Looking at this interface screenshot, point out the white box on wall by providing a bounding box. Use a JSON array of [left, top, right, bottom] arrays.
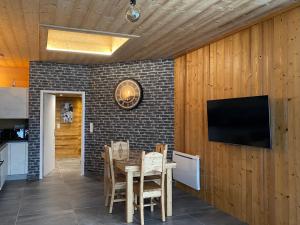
[[173, 151, 200, 191]]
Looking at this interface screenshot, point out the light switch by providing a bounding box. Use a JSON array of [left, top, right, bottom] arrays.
[[90, 123, 93, 133]]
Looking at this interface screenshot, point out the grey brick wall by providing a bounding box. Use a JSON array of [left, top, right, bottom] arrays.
[[28, 62, 94, 180], [89, 60, 174, 173], [28, 59, 174, 179]]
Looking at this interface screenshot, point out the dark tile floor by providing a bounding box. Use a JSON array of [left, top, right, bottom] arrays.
[[0, 158, 247, 225]]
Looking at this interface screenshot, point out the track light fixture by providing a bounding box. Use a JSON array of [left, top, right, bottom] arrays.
[[126, 0, 141, 23]]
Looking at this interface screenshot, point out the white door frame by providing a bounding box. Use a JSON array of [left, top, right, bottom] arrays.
[[39, 90, 86, 179]]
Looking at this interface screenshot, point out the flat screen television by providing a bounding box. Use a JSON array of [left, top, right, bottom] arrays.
[[207, 95, 271, 148]]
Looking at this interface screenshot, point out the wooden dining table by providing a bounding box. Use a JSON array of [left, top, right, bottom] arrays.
[[102, 150, 176, 223]]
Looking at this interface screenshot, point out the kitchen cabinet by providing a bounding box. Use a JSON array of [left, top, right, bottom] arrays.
[[0, 142, 28, 189], [0, 144, 8, 190], [7, 142, 28, 175], [0, 88, 28, 119]]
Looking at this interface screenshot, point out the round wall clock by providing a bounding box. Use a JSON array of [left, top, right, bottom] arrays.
[[114, 79, 142, 110]]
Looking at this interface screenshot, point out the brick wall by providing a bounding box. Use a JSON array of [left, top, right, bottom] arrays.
[[28, 59, 174, 179], [28, 62, 93, 180], [89, 60, 174, 172]]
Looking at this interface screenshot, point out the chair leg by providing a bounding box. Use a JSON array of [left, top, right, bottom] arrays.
[[150, 197, 154, 212], [109, 188, 115, 213], [140, 196, 144, 225], [134, 194, 138, 211], [161, 194, 165, 222]]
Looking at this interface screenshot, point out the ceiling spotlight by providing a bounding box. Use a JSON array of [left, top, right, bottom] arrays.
[[126, 0, 141, 23]]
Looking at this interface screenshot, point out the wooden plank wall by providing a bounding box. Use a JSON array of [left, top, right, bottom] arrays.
[[174, 6, 300, 225], [55, 97, 82, 159], [0, 67, 29, 87]]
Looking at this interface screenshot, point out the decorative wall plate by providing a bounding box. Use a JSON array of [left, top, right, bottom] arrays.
[[114, 79, 142, 110]]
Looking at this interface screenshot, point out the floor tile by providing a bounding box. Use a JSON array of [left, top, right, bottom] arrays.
[[19, 195, 72, 216], [190, 208, 247, 225], [75, 206, 125, 225], [0, 199, 20, 217], [16, 210, 77, 225], [0, 158, 247, 225], [171, 196, 213, 216], [0, 215, 18, 225]]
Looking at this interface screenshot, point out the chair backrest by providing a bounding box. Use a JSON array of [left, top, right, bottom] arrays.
[[111, 140, 129, 161], [104, 145, 115, 185], [140, 150, 167, 195], [155, 144, 168, 154]]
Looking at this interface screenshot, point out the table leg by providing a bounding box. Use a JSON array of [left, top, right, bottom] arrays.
[[166, 168, 173, 217], [126, 171, 134, 223], [104, 160, 107, 195]]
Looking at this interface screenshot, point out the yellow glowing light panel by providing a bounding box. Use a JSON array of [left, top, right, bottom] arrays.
[[47, 29, 129, 56]]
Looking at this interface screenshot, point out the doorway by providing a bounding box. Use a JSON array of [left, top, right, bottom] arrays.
[[39, 91, 85, 179]]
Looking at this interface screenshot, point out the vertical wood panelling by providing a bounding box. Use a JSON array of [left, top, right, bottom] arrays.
[[287, 9, 300, 225], [55, 97, 82, 159], [273, 11, 290, 225], [174, 6, 300, 225], [174, 56, 186, 152]]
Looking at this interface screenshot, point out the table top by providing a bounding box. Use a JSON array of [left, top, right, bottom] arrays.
[[101, 150, 176, 173], [115, 158, 176, 173]]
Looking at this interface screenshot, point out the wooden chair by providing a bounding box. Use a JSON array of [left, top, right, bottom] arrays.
[[146, 143, 168, 210], [104, 145, 127, 213], [133, 150, 167, 225], [111, 140, 130, 161], [144, 144, 168, 182], [104, 141, 129, 206], [155, 143, 168, 154]]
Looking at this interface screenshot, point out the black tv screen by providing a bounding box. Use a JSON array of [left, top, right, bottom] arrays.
[[207, 95, 271, 148]]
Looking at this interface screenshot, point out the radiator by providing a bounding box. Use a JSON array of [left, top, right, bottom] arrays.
[[173, 151, 200, 190]]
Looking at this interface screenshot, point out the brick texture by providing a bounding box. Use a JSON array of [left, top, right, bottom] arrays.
[[28, 62, 93, 180], [28, 59, 174, 179]]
